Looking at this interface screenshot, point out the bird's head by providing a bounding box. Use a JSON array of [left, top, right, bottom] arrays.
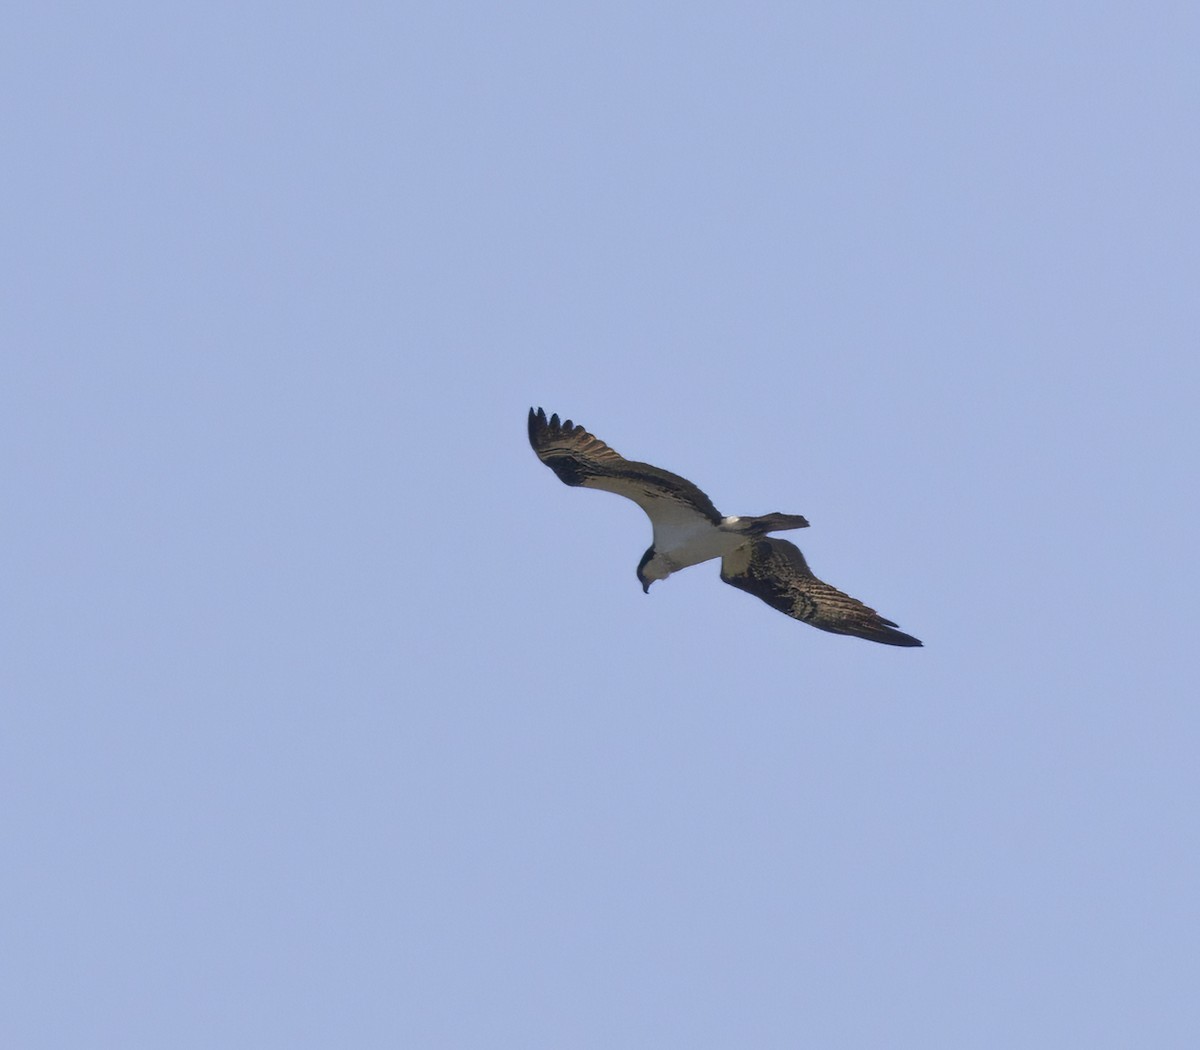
[[636, 546, 668, 594]]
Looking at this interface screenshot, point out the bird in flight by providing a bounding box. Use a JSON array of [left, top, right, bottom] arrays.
[[528, 407, 922, 647]]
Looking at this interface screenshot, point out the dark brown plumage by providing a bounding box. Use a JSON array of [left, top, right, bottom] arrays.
[[528, 407, 723, 523], [720, 538, 923, 647], [528, 407, 922, 647]]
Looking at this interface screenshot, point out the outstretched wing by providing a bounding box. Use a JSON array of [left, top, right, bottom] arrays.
[[720, 538, 922, 647], [528, 407, 722, 527]]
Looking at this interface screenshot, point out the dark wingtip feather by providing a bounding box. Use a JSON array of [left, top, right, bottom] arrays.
[[849, 612, 923, 646], [528, 406, 545, 447], [862, 624, 923, 647]]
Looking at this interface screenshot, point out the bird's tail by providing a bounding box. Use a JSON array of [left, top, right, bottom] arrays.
[[739, 512, 810, 534]]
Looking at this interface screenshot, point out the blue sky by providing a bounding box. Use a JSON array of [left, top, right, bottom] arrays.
[[4, 3, 1198, 1047]]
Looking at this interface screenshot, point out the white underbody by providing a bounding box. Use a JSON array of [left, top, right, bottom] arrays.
[[644, 515, 748, 581]]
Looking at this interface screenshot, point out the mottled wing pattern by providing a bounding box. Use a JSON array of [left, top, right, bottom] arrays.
[[721, 538, 922, 647], [528, 407, 722, 525]]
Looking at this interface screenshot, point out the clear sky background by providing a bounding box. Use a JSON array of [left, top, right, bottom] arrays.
[[4, 3, 1198, 1047]]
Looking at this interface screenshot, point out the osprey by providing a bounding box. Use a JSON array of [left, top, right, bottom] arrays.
[[528, 407, 922, 647]]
